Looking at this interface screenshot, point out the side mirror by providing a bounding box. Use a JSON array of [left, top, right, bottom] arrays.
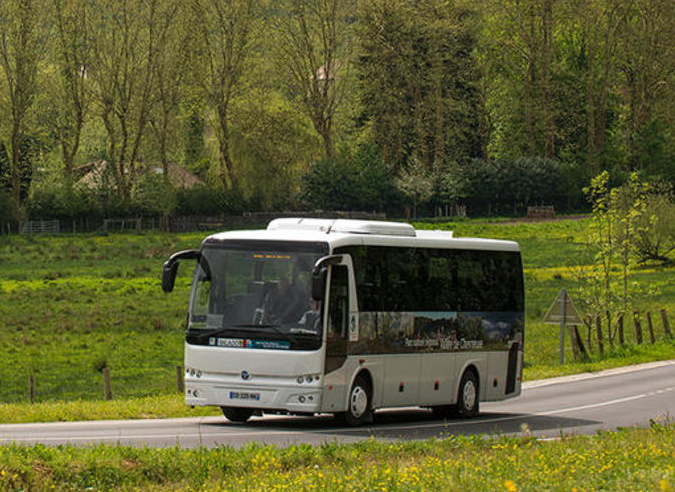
[[162, 260, 180, 293], [162, 249, 200, 293], [311, 267, 327, 301], [310, 254, 343, 301]]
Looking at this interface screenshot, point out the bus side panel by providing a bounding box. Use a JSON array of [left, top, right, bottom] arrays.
[[484, 352, 509, 401], [418, 353, 457, 406], [381, 354, 421, 407]]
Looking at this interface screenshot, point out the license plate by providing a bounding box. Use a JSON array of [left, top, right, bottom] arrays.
[[229, 391, 260, 401]]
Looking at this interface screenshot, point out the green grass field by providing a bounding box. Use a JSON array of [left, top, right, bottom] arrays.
[[0, 217, 673, 422]]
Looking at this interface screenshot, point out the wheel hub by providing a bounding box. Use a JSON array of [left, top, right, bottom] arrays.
[[463, 380, 476, 410], [350, 385, 368, 418]]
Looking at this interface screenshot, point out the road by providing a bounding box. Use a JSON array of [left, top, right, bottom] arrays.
[[1, 360, 674, 448]]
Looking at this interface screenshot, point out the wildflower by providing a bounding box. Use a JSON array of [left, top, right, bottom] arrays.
[[660, 479, 674, 492], [504, 480, 518, 491]]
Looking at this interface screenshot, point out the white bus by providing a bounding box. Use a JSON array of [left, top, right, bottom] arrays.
[[162, 218, 524, 425]]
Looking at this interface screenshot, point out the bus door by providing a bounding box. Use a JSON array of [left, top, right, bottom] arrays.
[[325, 265, 349, 373], [320, 264, 351, 413]]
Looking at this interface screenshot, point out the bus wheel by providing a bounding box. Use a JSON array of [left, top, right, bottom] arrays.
[[339, 375, 373, 426], [221, 406, 254, 423], [456, 370, 479, 418]]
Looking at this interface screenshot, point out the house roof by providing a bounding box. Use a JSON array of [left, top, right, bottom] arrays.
[[76, 160, 205, 189]]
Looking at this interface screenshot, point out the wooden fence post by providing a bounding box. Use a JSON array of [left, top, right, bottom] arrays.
[[633, 311, 643, 345], [176, 365, 185, 393], [661, 309, 672, 338], [569, 326, 579, 360], [102, 367, 113, 401], [575, 325, 588, 360], [569, 326, 588, 360], [646, 312, 655, 344], [29, 374, 35, 404]]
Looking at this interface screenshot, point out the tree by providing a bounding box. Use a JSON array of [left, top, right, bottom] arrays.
[[396, 158, 434, 218], [618, 0, 675, 173], [87, 0, 161, 202], [0, 0, 46, 218], [273, 0, 356, 159], [358, 0, 483, 172], [190, 0, 262, 192], [50, 0, 92, 187], [231, 90, 323, 210], [478, 0, 561, 159], [576, 172, 672, 346], [573, 0, 629, 174], [147, 0, 184, 182]]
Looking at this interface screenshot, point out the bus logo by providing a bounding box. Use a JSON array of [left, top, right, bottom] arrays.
[[241, 371, 250, 380]]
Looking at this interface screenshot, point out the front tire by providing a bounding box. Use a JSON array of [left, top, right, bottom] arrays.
[[337, 375, 373, 426], [221, 406, 254, 423]]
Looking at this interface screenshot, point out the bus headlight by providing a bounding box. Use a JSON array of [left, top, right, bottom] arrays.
[[296, 374, 320, 385]]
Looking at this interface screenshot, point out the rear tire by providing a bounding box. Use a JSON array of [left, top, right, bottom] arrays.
[[221, 406, 254, 423], [456, 370, 479, 418]]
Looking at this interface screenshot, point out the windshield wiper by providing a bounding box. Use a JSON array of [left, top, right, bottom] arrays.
[[191, 324, 300, 344], [289, 328, 319, 336]]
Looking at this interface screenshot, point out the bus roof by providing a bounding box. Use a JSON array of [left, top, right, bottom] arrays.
[[203, 218, 520, 252]]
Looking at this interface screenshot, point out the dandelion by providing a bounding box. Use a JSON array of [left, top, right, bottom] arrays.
[[661, 479, 674, 492], [504, 480, 518, 491]]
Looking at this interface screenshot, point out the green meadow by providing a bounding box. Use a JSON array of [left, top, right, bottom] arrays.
[[0, 217, 673, 423]]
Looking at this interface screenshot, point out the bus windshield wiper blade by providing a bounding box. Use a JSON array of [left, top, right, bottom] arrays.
[[289, 328, 319, 336]]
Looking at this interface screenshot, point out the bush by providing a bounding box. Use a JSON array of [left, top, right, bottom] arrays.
[[26, 183, 95, 220], [0, 189, 12, 221], [457, 157, 582, 215], [300, 145, 400, 212], [175, 185, 244, 216]]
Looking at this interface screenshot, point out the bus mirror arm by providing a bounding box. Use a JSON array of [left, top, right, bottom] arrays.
[[311, 255, 343, 301], [162, 249, 200, 293]]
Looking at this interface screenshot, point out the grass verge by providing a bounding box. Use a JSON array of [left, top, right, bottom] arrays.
[[0, 426, 673, 491]]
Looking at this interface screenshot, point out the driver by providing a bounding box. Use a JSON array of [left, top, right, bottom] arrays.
[[263, 276, 306, 324]]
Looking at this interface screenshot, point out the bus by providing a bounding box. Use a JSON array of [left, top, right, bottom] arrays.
[[162, 218, 524, 425]]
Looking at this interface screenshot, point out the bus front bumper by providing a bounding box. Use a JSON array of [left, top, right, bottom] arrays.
[[185, 380, 323, 414]]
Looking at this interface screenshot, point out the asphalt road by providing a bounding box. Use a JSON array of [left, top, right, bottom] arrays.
[[1, 360, 674, 448]]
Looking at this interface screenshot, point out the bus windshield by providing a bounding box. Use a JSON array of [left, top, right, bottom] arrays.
[[186, 242, 327, 351]]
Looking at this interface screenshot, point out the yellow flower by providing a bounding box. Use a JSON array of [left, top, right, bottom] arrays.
[[660, 479, 674, 492], [504, 480, 518, 491]]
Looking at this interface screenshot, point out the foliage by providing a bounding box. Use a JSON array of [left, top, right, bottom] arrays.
[[625, 185, 675, 264], [272, 0, 357, 159], [175, 185, 241, 216], [0, 428, 674, 490], [130, 172, 177, 217], [0, 0, 672, 218], [300, 145, 400, 212], [457, 157, 574, 215], [231, 91, 323, 211], [25, 182, 94, 219], [357, 0, 484, 171], [395, 158, 434, 218], [573, 172, 675, 349]]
